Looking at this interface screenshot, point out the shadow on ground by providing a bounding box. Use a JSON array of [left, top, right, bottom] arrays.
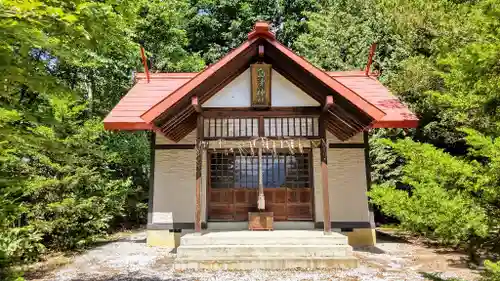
[[60, 275, 197, 281], [353, 245, 386, 254], [376, 230, 412, 244], [420, 272, 467, 281]]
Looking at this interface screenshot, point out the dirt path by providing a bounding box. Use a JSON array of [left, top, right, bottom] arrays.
[[26, 230, 479, 281]]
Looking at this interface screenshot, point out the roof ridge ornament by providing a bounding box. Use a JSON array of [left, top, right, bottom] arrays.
[[248, 21, 275, 40], [365, 43, 377, 76]]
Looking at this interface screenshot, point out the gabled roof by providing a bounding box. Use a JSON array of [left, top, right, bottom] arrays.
[[104, 22, 418, 141]]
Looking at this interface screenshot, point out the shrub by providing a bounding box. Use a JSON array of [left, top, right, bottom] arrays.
[[369, 130, 500, 261], [481, 261, 500, 281]]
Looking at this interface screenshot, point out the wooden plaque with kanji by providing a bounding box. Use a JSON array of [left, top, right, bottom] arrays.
[[250, 64, 271, 107]]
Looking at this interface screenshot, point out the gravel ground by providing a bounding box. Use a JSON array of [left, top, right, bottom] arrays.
[[28, 230, 479, 281]]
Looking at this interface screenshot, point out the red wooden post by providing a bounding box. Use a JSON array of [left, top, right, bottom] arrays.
[[140, 46, 150, 83], [320, 115, 331, 234], [195, 114, 203, 233], [365, 43, 377, 76]]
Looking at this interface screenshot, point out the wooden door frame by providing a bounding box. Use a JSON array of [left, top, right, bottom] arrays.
[[206, 149, 315, 222]]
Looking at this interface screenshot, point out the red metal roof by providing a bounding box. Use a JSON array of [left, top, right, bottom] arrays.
[[104, 70, 417, 130], [103, 73, 195, 130], [327, 71, 418, 128]]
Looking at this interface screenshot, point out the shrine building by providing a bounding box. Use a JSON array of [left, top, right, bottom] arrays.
[[104, 22, 418, 268]]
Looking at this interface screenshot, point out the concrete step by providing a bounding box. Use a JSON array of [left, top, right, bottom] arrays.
[[174, 256, 359, 270], [176, 244, 353, 258], [180, 230, 349, 246]]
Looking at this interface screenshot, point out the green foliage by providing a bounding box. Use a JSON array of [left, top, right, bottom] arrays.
[[184, 0, 320, 63], [482, 260, 500, 281], [296, 0, 500, 265], [1, 0, 323, 277], [135, 0, 205, 72], [369, 129, 500, 258], [385, 0, 500, 144], [1, 0, 500, 278], [0, 0, 150, 277], [295, 0, 409, 74], [370, 137, 486, 243]]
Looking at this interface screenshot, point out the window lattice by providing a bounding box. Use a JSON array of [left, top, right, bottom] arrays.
[[264, 117, 319, 137], [209, 150, 311, 189], [204, 118, 259, 138]]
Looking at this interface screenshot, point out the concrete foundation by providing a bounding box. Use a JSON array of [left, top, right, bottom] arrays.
[[146, 230, 180, 248], [344, 228, 376, 247]]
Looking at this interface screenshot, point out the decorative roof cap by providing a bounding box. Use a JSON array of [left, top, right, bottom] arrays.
[[248, 21, 275, 40]]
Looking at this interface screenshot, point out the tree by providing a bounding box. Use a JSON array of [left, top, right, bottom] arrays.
[[184, 0, 320, 63], [369, 128, 500, 261], [135, 0, 205, 72], [294, 0, 410, 76], [0, 0, 147, 276]]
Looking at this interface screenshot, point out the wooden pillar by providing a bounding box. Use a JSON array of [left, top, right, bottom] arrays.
[[147, 131, 156, 225], [364, 131, 376, 229], [320, 115, 331, 234], [195, 114, 203, 233]]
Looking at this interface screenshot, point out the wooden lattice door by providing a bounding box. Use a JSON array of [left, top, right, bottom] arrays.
[[207, 150, 313, 221]]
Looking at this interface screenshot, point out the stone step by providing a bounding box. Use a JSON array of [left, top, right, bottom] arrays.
[[174, 256, 359, 270], [180, 231, 349, 246], [176, 244, 353, 258]]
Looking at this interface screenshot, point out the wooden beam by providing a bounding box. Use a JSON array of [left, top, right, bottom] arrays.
[[192, 96, 202, 113], [331, 104, 367, 130], [320, 114, 332, 234], [160, 107, 193, 131], [155, 144, 195, 149], [202, 107, 321, 117], [323, 95, 334, 112], [140, 46, 150, 83], [167, 115, 197, 142], [329, 143, 364, 148], [195, 114, 203, 233]]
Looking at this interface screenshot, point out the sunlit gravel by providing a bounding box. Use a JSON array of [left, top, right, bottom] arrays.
[[30, 231, 475, 281]]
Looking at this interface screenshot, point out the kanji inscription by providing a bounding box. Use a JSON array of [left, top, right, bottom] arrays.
[[251, 64, 271, 107]]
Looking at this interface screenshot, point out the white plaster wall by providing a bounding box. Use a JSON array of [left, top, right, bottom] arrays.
[[152, 133, 207, 224], [327, 148, 370, 222], [203, 69, 252, 107], [153, 149, 196, 223], [201, 68, 320, 108], [271, 72, 319, 107], [313, 134, 369, 223]]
